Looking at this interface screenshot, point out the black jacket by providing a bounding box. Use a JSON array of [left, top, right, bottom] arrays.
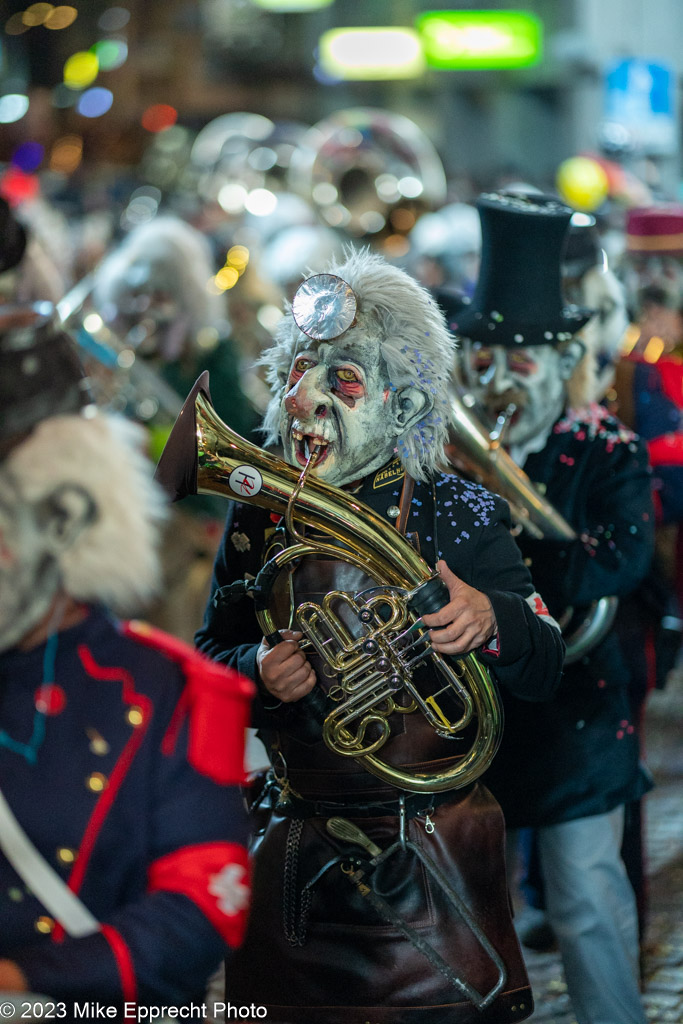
[[484, 405, 655, 826]]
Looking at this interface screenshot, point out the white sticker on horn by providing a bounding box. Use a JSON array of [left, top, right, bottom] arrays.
[[228, 465, 263, 498]]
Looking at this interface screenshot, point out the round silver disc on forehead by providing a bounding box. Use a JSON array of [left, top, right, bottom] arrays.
[[291, 273, 357, 341]]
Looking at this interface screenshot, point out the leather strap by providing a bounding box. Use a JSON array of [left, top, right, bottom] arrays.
[[396, 473, 415, 536], [0, 786, 99, 937]]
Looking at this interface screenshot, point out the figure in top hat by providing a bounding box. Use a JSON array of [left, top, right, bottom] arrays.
[[187, 246, 566, 1023], [454, 191, 654, 1024], [0, 305, 253, 1009]]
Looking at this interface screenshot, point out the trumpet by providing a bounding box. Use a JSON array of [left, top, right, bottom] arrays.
[[156, 373, 503, 794]]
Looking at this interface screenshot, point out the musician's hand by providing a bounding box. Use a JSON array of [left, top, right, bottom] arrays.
[[422, 560, 498, 655], [256, 629, 316, 703], [0, 958, 28, 991]]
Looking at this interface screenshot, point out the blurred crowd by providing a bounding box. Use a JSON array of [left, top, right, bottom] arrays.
[[3, 108, 683, 659], [3, 102, 683, 1024]]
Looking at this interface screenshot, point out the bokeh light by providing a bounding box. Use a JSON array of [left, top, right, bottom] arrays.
[[141, 104, 177, 133], [120, 186, 162, 229], [92, 39, 128, 71], [22, 4, 54, 28], [64, 51, 100, 90], [215, 266, 240, 291], [44, 6, 77, 30], [217, 183, 248, 214], [0, 94, 30, 124], [49, 135, 83, 174], [227, 245, 250, 271], [318, 28, 425, 81], [12, 140, 44, 173], [244, 188, 278, 216], [98, 7, 131, 32], [0, 166, 40, 205], [77, 87, 113, 118], [5, 13, 30, 35]]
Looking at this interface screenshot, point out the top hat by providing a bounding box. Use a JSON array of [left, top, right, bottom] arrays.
[[0, 303, 94, 457], [451, 192, 593, 346], [626, 206, 683, 256]]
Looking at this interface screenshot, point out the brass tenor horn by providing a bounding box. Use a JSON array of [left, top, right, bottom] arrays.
[[157, 373, 502, 795], [446, 385, 617, 663]]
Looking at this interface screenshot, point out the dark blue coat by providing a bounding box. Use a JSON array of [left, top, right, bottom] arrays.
[[484, 405, 655, 826], [0, 607, 252, 1006]]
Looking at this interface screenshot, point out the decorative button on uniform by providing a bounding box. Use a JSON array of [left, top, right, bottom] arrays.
[[86, 727, 109, 755], [56, 847, 76, 865], [86, 772, 108, 793], [35, 915, 55, 934], [386, 506, 401, 519], [126, 706, 144, 727]]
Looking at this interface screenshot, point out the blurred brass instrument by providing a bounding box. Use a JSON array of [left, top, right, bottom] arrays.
[[156, 374, 502, 794], [287, 107, 448, 241], [446, 385, 617, 663]]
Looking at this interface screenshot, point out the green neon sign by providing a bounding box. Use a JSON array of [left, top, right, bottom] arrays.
[[415, 10, 543, 69]]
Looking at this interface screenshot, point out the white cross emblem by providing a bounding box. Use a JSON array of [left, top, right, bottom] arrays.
[[208, 863, 250, 916]]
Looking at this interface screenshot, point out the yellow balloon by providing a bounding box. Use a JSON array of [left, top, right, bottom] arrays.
[[556, 157, 609, 212]]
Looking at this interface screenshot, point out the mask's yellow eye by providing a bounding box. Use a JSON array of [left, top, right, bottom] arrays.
[[294, 357, 316, 374], [336, 367, 358, 382]]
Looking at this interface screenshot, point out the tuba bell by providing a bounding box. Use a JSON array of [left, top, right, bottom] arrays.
[[445, 383, 617, 663], [156, 373, 503, 795]]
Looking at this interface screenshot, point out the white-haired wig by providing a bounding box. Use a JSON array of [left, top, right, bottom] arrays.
[[92, 215, 225, 343], [7, 412, 167, 615], [260, 248, 456, 481]]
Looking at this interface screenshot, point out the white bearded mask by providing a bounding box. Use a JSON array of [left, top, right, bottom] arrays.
[[0, 469, 94, 652], [458, 338, 585, 465], [0, 413, 165, 653]]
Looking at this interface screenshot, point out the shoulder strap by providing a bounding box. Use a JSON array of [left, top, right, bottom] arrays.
[[396, 473, 415, 536], [0, 786, 99, 937]]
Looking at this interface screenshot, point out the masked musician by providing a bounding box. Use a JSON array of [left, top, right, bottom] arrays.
[[0, 307, 253, 1009], [454, 193, 654, 1024], [194, 248, 564, 1023], [88, 213, 261, 644]]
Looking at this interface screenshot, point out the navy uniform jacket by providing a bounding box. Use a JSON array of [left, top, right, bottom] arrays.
[[0, 606, 253, 1006], [485, 405, 655, 827], [196, 459, 565, 721]]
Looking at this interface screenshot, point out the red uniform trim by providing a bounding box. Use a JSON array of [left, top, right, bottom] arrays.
[[100, 924, 137, 1003], [147, 841, 250, 948], [160, 688, 190, 758], [123, 620, 254, 785], [52, 646, 152, 944], [648, 434, 683, 468]]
